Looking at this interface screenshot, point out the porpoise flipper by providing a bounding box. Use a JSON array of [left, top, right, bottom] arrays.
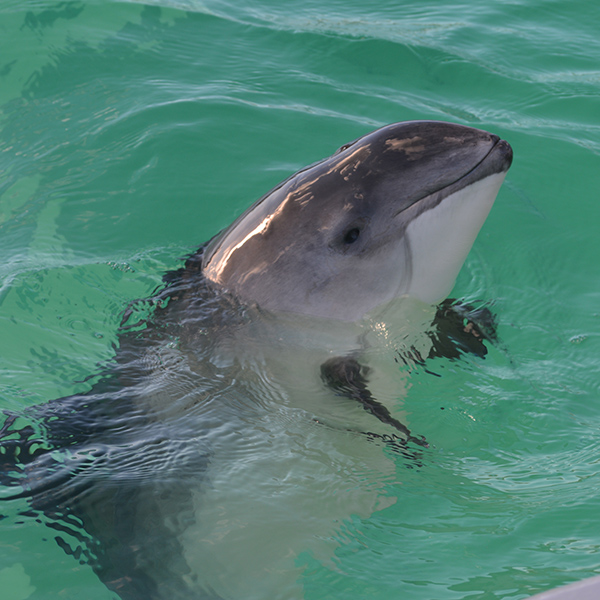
[[320, 300, 498, 454], [320, 355, 428, 449], [428, 299, 497, 360]]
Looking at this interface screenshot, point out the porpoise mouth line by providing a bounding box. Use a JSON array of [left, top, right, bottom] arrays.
[[458, 136, 512, 182], [393, 137, 512, 218]]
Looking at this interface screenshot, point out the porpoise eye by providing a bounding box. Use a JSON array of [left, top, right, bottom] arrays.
[[344, 227, 361, 244]]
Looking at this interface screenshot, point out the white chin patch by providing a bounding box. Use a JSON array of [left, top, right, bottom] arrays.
[[405, 172, 506, 304]]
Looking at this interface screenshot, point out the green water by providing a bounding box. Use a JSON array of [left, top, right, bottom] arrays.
[[1, 1, 599, 598]]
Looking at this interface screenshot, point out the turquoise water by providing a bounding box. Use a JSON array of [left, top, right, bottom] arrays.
[[1, 1, 599, 599]]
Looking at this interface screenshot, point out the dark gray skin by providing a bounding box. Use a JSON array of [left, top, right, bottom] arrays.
[[0, 121, 512, 600]]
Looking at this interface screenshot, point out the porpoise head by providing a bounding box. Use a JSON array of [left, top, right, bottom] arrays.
[[203, 121, 513, 321]]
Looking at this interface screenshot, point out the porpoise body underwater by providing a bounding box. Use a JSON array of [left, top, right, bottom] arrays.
[[1, 120, 514, 599]]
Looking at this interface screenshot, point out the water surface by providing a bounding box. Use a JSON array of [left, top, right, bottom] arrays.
[[1, 1, 599, 599]]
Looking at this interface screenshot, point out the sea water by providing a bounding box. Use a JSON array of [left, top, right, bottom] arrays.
[[0, 1, 599, 598]]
